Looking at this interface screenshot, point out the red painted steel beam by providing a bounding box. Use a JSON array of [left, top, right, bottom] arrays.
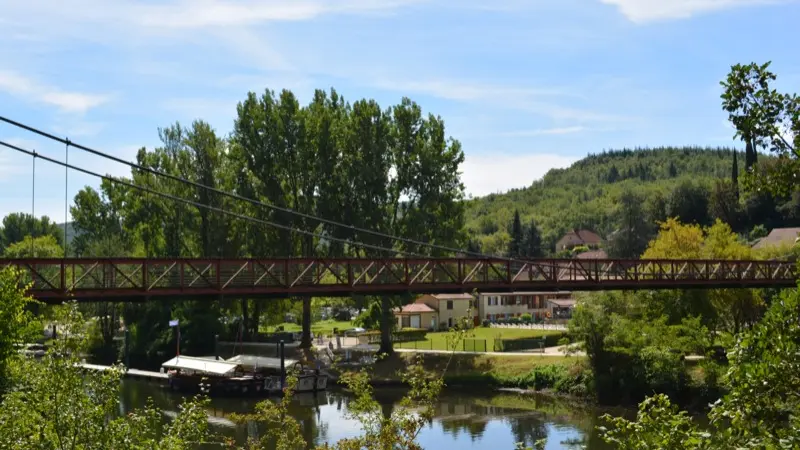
[[1, 257, 796, 303]]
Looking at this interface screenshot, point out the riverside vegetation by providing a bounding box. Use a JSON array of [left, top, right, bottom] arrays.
[[0, 60, 798, 448]]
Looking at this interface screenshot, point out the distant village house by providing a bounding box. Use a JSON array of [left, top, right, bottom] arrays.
[[556, 229, 603, 252], [752, 227, 800, 250]]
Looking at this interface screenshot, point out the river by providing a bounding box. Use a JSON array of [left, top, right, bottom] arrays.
[[120, 379, 623, 449]]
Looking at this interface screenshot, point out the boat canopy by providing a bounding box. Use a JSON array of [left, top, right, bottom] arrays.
[[227, 354, 299, 370], [162, 356, 240, 376]]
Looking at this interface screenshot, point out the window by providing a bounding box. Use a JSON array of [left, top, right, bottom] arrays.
[[447, 300, 453, 310]]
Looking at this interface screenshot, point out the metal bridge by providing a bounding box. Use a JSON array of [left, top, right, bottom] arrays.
[[4, 257, 796, 303]]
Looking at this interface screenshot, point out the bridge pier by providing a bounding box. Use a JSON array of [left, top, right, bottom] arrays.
[[300, 296, 312, 349]]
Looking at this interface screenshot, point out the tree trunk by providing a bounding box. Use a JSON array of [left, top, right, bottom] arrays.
[[300, 296, 312, 349], [251, 300, 261, 338], [378, 296, 394, 355], [240, 298, 250, 340]]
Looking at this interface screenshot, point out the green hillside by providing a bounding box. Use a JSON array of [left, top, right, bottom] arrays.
[[465, 146, 780, 256]]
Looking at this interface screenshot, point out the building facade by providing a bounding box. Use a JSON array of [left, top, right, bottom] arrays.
[[477, 291, 573, 322], [395, 293, 477, 330]]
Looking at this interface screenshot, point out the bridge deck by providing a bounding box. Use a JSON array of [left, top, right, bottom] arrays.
[[3, 257, 796, 302]]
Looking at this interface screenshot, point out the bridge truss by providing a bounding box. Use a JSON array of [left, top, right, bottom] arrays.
[[2, 257, 796, 303]]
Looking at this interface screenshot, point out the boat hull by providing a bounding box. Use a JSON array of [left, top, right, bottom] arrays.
[[167, 373, 327, 397]]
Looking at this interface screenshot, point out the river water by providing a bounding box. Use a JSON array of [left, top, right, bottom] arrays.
[[120, 379, 622, 449]]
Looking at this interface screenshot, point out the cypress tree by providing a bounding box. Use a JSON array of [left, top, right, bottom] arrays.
[[507, 210, 523, 258], [732, 149, 739, 200]]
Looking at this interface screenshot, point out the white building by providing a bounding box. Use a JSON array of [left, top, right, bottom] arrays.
[[476, 291, 574, 322]]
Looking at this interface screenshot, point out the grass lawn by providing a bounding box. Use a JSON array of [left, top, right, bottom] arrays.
[[366, 352, 584, 383], [395, 327, 565, 352], [261, 320, 355, 336]]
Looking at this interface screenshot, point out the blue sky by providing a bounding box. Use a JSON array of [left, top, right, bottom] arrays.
[[1, 0, 798, 223]]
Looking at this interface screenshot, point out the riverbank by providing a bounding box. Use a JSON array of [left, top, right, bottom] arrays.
[[327, 352, 590, 396]]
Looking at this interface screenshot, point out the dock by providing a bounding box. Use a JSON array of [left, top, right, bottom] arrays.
[[80, 363, 169, 383]]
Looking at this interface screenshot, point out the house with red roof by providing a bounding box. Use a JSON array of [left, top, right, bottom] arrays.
[[556, 229, 603, 252], [394, 293, 477, 330]]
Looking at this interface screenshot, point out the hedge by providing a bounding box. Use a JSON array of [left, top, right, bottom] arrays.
[[493, 332, 569, 352], [357, 328, 427, 344]]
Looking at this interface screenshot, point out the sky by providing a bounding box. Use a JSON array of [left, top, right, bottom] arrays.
[[0, 0, 799, 223]]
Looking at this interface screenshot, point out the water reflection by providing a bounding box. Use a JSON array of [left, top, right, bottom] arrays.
[[119, 380, 614, 449]]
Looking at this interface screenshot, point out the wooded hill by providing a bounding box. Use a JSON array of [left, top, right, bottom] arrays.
[[464, 146, 794, 256]]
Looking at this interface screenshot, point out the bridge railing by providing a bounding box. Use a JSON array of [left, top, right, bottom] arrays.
[[0, 257, 796, 302]]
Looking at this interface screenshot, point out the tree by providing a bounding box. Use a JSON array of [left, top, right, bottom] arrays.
[[71, 186, 132, 256], [667, 181, 711, 226], [606, 165, 620, 183], [0, 303, 214, 449], [0, 268, 40, 389], [522, 219, 543, 258], [668, 161, 678, 178], [731, 149, 739, 200], [721, 61, 800, 196], [708, 179, 742, 231], [3, 235, 63, 258], [607, 189, 650, 258], [601, 286, 800, 448], [507, 210, 523, 258], [641, 218, 763, 333], [0, 213, 63, 252]]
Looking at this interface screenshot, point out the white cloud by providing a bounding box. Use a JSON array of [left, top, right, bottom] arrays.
[[600, 0, 789, 23], [134, 0, 427, 28], [372, 77, 630, 123], [498, 126, 587, 137], [0, 71, 110, 114], [1, 0, 426, 30], [375, 79, 569, 102], [461, 152, 577, 197]]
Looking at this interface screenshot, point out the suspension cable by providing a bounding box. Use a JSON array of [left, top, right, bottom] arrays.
[[0, 139, 429, 259], [31, 153, 36, 256], [64, 140, 69, 257], [0, 115, 499, 259]]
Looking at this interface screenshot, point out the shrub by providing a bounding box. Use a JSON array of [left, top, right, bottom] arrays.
[[494, 332, 569, 351], [357, 328, 427, 344], [521, 313, 532, 324], [481, 320, 491, 328]]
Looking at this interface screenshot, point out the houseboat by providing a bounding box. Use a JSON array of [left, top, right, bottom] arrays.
[[162, 355, 271, 396], [226, 354, 328, 393], [162, 355, 327, 396]]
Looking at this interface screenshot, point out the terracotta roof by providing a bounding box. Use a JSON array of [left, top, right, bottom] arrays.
[[576, 249, 608, 259], [432, 293, 474, 300], [480, 291, 572, 296], [557, 229, 603, 246], [753, 227, 800, 249], [396, 303, 437, 314]]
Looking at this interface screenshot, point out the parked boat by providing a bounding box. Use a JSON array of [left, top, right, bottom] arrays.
[[163, 356, 270, 396], [162, 354, 327, 397], [226, 354, 328, 393]]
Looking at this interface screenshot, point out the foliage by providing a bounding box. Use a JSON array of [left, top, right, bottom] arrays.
[[358, 328, 428, 343], [0, 213, 63, 253], [354, 302, 383, 330], [494, 332, 570, 350], [53, 87, 467, 356], [3, 234, 63, 258], [607, 188, 651, 258], [0, 267, 41, 389], [640, 219, 764, 333], [569, 290, 710, 405], [465, 147, 766, 255], [721, 61, 800, 196], [0, 299, 215, 449], [600, 285, 800, 448]]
